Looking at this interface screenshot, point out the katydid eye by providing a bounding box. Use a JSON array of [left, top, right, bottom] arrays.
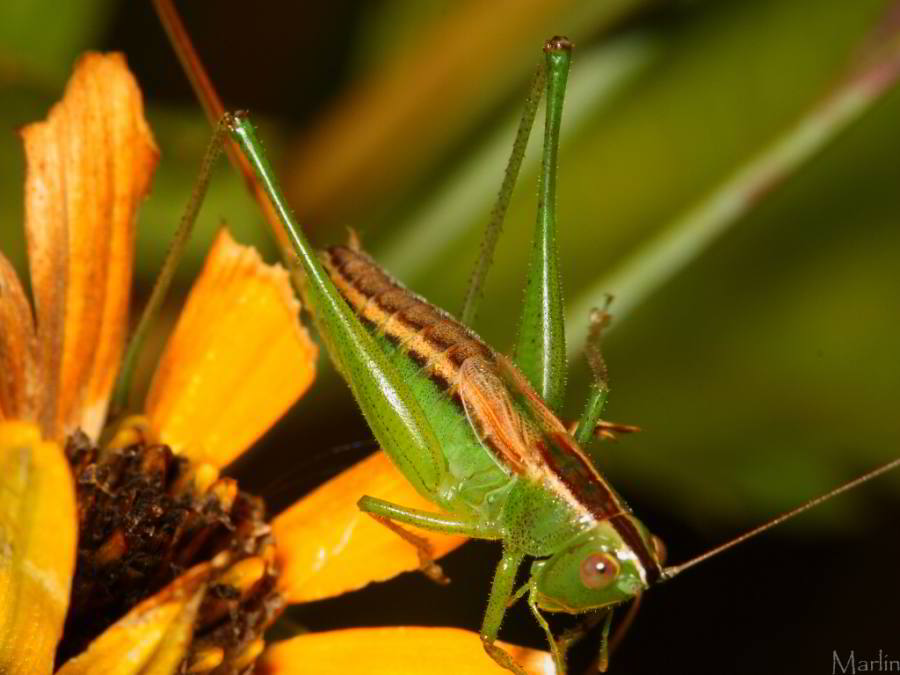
[[580, 553, 619, 589]]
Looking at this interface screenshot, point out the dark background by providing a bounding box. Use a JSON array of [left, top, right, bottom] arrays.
[[2, 1, 899, 673]]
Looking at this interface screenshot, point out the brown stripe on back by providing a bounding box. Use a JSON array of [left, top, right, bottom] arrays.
[[322, 245, 493, 396], [324, 246, 527, 476], [534, 434, 624, 521], [446, 342, 492, 368], [332, 248, 393, 299], [395, 300, 438, 331], [534, 420, 662, 582], [419, 321, 470, 351]]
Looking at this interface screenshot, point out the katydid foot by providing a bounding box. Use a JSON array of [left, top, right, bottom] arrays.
[[481, 637, 529, 675], [367, 513, 450, 585], [593, 419, 641, 442], [566, 418, 641, 441]]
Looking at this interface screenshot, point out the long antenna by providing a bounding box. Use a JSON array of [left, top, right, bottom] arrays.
[[152, 0, 292, 256], [662, 456, 900, 581]]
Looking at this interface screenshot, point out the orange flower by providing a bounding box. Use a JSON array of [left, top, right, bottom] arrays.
[[0, 54, 552, 673]]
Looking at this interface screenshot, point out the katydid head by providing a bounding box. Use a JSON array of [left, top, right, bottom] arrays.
[[531, 521, 666, 613]]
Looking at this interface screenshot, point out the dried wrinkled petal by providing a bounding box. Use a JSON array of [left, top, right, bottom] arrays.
[[256, 626, 556, 675], [145, 229, 317, 468], [56, 562, 210, 675], [21, 52, 158, 441], [273, 451, 466, 603], [0, 421, 77, 675], [0, 255, 38, 421]]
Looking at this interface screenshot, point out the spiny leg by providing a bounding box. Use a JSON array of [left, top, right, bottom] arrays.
[[595, 610, 615, 673], [110, 118, 227, 416], [573, 304, 612, 448], [526, 581, 567, 674], [513, 38, 573, 414], [579, 595, 643, 673], [367, 514, 449, 584], [460, 62, 546, 327], [520, 579, 614, 674], [357, 495, 494, 584], [573, 301, 641, 469], [480, 548, 528, 675], [604, 594, 643, 666], [521, 574, 618, 674], [555, 610, 614, 674]]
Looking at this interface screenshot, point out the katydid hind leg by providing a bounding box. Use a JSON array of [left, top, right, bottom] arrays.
[[111, 119, 227, 415], [512, 38, 572, 414], [226, 116, 449, 498], [459, 63, 545, 328]]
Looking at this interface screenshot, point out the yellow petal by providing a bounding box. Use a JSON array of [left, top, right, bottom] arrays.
[[21, 52, 158, 441], [273, 451, 466, 603], [0, 254, 38, 421], [56, 562, 210, 675], [256, 627, 556, 675], [0, 421, 77, 675], [145, 229, 317, 468]]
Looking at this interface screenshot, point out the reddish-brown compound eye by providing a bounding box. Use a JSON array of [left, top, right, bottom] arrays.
[[579, 553, 619, 590]]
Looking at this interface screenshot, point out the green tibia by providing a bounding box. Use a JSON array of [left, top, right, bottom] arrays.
[[514, 38, 572, 413]]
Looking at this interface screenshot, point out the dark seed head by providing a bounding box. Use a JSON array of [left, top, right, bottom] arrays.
[[58, 430, 283, 673]]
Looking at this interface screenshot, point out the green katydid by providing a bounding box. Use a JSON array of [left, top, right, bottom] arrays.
[[218, 36, 900, 674]]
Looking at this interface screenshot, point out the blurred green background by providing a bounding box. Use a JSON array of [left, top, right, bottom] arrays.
[[1, 1, 898, 673]]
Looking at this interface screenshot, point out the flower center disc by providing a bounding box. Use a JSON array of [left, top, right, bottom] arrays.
[[57, 429, 283, 673]]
